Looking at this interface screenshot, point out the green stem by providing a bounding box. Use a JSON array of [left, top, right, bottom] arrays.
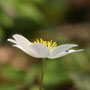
[[40, 58, 45, 90]]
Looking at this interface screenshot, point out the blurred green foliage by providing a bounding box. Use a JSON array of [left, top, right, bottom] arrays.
[[0, 0, 90, 90], [0, 84, 20, 90], [0, 0, 68, 39]]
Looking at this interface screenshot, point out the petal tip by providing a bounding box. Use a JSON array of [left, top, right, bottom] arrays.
[[73, 44, 78, 47], [7, 38, 16, 44], [78, 49, 84, 51], [69, 49, 84, 53], [7, 39, 10, 41], [12, 34, 20, 37], [12, 34, 17, 37]]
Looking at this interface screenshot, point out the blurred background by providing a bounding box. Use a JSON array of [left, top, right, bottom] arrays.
[[0, 0, 90, 90]]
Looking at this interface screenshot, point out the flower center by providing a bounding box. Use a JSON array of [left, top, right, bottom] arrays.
[[33, 38, 57, 51]]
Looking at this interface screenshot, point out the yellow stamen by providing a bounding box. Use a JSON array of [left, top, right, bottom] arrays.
[[34, 41, 37, 43], [36, 39, 39, 43], [33, 38, 57, 51], [40, 38, 43, 44], [48, 40, 52, 47]]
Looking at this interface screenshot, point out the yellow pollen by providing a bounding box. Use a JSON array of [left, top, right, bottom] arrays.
[[33, 38, 57, 51], [36, 39, 39, 43]]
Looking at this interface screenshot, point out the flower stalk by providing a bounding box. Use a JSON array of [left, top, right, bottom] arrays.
[[40, 58, 45, 90]]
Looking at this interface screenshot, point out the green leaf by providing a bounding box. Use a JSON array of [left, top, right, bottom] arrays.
[[0, 27, 5, 43], [0, 13, 13, 27], [25, 64, 41, 85], [43, 59, 70, 87], [1, 65, 25, 81], [16, 3, 46, 23], [0, 84, 20, 90]]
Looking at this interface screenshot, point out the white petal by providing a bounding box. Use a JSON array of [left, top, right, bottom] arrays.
[[13, 45, 41, 58], [48, 49, 84, 59], [7, 39, 17, 44], [49, 44, 78, 58], [7, 34, 39, 57], [12, 34, 32, 47], [10, 34, 33, 54], [29, 43, 50, 58]]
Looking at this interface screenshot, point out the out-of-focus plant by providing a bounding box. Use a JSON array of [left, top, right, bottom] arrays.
[[0, 27, 5, 44], [0, 0, 68, 38]]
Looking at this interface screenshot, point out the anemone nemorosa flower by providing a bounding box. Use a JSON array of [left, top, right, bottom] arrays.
[[7, 34, 83, 59]]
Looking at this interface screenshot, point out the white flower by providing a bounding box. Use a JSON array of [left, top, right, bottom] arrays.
[[7, 34, 83, 59]]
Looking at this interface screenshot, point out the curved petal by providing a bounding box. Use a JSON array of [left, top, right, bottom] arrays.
[[13, 45, 40, 58], [7, 34, 33, 53], [13, 43, 50, 58], [29, 43, 50, 58], [48, 49, 84, 59], [12, 34, 32, 46], [7, 39, 17, 44], [49, 44, 78, 58]]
